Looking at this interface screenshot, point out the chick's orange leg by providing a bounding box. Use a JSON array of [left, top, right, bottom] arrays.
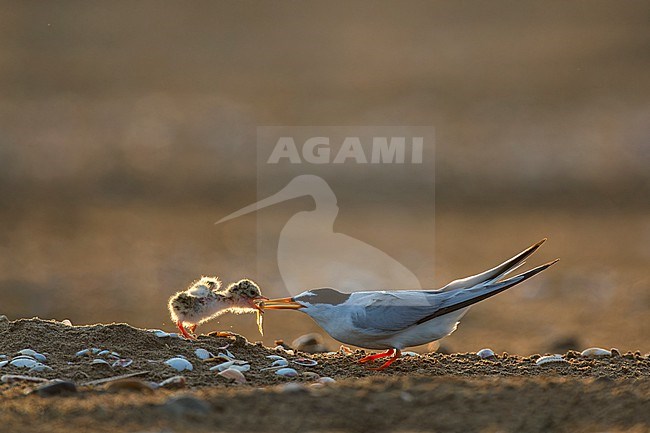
[[369, 349, 402, 370], [358, 349, 395, 363], [176, 321, 196, 340]]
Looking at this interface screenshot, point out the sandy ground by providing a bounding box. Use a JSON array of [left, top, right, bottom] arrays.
[[0, 318, 648, 433]]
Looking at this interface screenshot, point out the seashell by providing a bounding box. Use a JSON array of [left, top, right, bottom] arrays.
[[266, 355, 287, 361], [218, 368, 246, 384], [97, 350, 110, 357], [210, 361, 235, 372], [535, 355, 568, 366], [318, 377, 336, 384], [75, 349, 91, 357], [112, 359, 133, 368], [61, 319, 73, 326], [275, 368, 299, 377], [0, 360, 8, 368], [401, 351, 419, 357], [0, 355, 6, 359], [292, 358, 318, 367], [194, 348, 212, 360], [477, 348, 496, 359], [165, 357, 193, 372], [167, 333, 181, 338], [152, 330, 169, 338], [29, 363, 53, 372], [10, 358, 38, 368], [227, 364, 250, 373], [580, 348, 611, 358], [224, 349, 236, 359], [91, 359, 111, 366], [271, 359, 289, 367], [216, 352, 235, 361], [159, 376, 187, 389], [91, 348, 102, 354], [17, 349, 47, 362], [109, 352, 121, 358], [10, 355, 36, 362]]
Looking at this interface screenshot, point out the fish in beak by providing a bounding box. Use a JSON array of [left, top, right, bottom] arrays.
[[259, 297, 305, 310]]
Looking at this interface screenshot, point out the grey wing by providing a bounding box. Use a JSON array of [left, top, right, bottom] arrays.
[[350, 291, 452, 334]]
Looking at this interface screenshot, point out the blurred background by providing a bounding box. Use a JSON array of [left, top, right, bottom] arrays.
[[0, 1, 648, 354]]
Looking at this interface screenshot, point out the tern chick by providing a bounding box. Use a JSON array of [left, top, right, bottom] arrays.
[[168, 276, 267, 339], [262, 239, 558, 369]]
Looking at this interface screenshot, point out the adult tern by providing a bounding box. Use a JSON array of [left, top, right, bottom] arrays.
[[261, 239, 558, 369]]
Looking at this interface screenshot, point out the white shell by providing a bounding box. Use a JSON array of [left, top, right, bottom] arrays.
[[91, 359, 110, 365], [0, 355, 6, 359], [271, 359, 289, 367], [318, 377, 336, 384], [477, 348, 496, 359], [75, 349, 91, 357], [401, 351, 419, 357], [535, 355, 568, 365], [17, 349, 47, 362], [210, 361, 235, 372], [91, 348, 101, 354], [112, 359, 133, 368], [218, 368, 246, 384], [292, 358, 318, 367], [227, 364, 250, 372], [28, 363, 53, 372], [194, 348, 212, 360], [10, 355, 36, 362], [10, 358, 38, 368], [97, 350, 110, 357], [165, 357, 193, 372], [275, 368, 299, 377], [266, 355, 287, 361], [580, 348, 611, 358], [61, 319, 73, 326], [0, 361, 8, 368], [152, 330, 170, 338]]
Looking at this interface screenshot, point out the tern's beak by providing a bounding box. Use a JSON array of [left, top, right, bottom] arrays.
[[260, 297, 304, 310]]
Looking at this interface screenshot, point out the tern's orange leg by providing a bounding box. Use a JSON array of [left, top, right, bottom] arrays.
[[358, 349, 395, 364], [176, 321, 196, 340], [188, 324, 197, 335], [369, 349, 402, 370]]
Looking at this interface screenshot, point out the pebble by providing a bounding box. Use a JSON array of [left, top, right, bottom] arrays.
[[580, 347, 612, 358], [105, 379, 155, 393], [163, 395, 212, 417], [535, 355, 568, 366], [279, 382, 308, 393], [476, 348, 496, 359], [291, 333, 329, 353], [34, 380, 77, 397]]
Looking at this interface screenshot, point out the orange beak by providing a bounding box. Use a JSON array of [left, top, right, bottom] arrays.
[[249, 296, 269, 312], [259, 297, 304, 310]]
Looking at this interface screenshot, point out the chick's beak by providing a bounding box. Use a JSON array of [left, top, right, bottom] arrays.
[[260, 297, 304, 310], [249, 296, 269, 312]]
